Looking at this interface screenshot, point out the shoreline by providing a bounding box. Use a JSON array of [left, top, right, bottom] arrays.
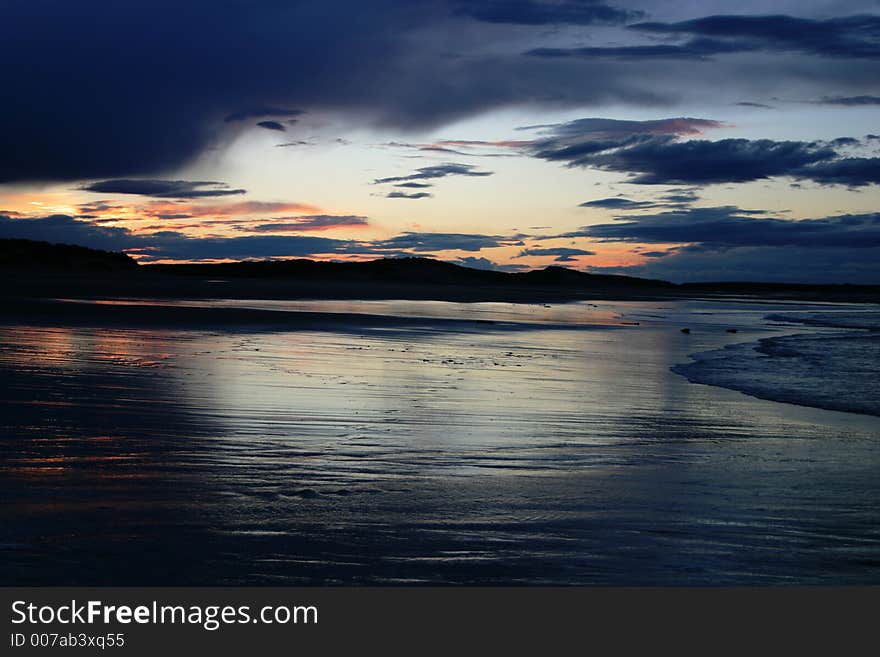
[[0, 297, 624, 333], [3, 269, 880, 305]]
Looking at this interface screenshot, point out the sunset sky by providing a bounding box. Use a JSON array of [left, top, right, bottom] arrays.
[[1, 0, 879, 282]]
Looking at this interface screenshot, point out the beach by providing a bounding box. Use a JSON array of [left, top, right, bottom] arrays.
[[1, 297, 878, 585]]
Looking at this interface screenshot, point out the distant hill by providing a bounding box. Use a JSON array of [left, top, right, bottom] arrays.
[[0, 238, 137, 271]]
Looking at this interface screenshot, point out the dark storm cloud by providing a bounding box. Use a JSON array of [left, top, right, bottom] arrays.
[[387, 192, 434, 199], [568, 206, 880, 249], [451, 0, 641, 26], [256, 121, 287, 132], [374, 163, 493, 184], [4, 2, 879, 187], [0, 0, 687, 184], [0, 1, 432, 182], [527, 119, 880, 186], [82, 179, 247, 199]]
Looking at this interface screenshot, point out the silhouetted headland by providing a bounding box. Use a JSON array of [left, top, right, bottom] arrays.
[[2, 238, 878, 304]]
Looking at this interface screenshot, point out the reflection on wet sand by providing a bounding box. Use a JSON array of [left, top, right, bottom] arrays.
[[1, 299, 879, 584]]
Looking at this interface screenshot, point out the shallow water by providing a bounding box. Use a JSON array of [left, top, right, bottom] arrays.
[[1, 299, 879, 584]]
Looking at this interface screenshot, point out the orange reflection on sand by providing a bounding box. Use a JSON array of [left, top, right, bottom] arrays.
[[0, 325, 177, 371], [0, 326, 78, 367]]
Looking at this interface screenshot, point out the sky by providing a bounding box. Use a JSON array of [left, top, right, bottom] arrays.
[[1, 0, 879, 283]]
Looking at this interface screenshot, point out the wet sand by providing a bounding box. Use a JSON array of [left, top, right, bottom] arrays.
[[1, 298, 879, 584]]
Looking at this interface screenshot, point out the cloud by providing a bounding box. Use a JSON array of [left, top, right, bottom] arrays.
[[631, 14, 880, 59], [451, 0, 641, 26], [0, 214, 524, 262], [256, 121, 287, 132], [566, 206, 880, 249], [384, 139, 527, 157], [249, 215, 368, 232], [371, 232, 522, 252], [577, 138, 840, 185], [0, 214, 135, 252], [797, 158, 880, 186], [136, 235, 352, 261], [815, 95, 880, 106], [516, 247, 595, 262], [0, 213, 352, 260], [581, 189, 702, 211], [224, 107, 304, 122], [573, 205, 880, 283], [660, 190, 700, 204], [387, 191, 433, 199], [394, 182, 434, 188], [526, 118, 880, 186], [529, 117, 725, 140], [734, 101, 774, 109], [144, 200, 323, 218], [82, 179, 247, 199], [453, 255, 528, 272], [526, 13, 880, 64], [432, 139, 532, 148], [0, 0, 688, 183], [527, 39, 748, 60], [4, 3, 880, 185], [579, 197, 658, 210], [592, 246, 880, 284], [374, 163, 494, 184]]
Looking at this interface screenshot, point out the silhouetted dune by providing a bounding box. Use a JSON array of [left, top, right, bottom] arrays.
[[146, 256, 674, 289], [0, 238, 137, 271], [1, 238, 877, 303]]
